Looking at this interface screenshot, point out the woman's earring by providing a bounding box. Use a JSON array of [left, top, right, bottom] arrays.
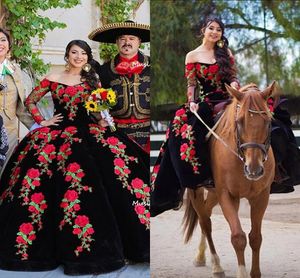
[[82, 63, 91, 73], [217, 40, 224, 48]]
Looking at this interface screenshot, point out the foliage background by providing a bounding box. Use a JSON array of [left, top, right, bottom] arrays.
[[0, 0, 81, 78], [97, 0, 146, 62], [151, 0, 300, 119], [0, 0, 146, 77]]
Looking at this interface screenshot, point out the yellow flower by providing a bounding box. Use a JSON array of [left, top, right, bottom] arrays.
[[91, 88, 101, 96], [85, 100, 98, 112], [107, 89, 116, 104]]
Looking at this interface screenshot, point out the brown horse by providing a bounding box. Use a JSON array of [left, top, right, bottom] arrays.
[[183, 82, 276, 278]]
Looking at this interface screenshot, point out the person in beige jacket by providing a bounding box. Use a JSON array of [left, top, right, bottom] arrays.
[[0, 28, 34, 163]]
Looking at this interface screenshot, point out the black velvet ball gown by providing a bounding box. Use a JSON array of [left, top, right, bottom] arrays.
[[0, 79, 150, 275]]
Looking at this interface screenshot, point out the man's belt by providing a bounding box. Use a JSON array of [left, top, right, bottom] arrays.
[[116, 121, 150, 129]]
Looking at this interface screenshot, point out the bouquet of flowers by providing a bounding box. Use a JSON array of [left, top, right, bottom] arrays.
[[85, 88, 117, 131]]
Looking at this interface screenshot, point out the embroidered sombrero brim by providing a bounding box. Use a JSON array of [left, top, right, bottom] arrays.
[[88, 22, 150, 43]]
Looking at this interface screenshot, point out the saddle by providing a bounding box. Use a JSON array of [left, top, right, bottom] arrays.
[[205, 100, 230, 141]]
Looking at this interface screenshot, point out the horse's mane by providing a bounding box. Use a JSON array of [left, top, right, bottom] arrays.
[[216, 83, 272, 139]]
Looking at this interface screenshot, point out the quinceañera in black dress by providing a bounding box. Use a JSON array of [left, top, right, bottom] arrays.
[[151, 58, 300, 217], [0, 78, 150, 274]]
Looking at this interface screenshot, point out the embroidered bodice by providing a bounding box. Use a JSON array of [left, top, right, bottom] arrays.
[[25, 79, 91, 125], [185, 57, 238, 104], [185, 62, 228, 104]]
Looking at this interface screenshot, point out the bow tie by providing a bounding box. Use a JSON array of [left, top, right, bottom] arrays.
[[115, 60, 144, 76]]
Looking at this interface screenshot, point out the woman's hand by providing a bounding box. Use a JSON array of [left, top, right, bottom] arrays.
[[40, 113, 63, 127], [230, 81, 239, 90], [189, 101, 199, 113], [98, 119, 109, 127]]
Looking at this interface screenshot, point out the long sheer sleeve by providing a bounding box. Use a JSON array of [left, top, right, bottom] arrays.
[[185, 63, 197, 103], [25, 79, 51, 124]]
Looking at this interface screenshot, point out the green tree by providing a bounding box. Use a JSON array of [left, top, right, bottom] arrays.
[[151, 0, 216, 109], [1, 0, 81, 77], [215, 0, 300, 96], [151, 0, 300, 114], [96, 0, 146, 62]]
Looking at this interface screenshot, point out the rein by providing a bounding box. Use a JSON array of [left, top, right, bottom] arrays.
[[192, 110, 242, 160]]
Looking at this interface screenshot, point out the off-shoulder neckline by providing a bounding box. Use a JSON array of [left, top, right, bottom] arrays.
[[186, 61, 217, 66], [44, 78, 85, 87]]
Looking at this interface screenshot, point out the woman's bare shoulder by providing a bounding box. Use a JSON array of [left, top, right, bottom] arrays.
[[45, 72, 63, 82], [185, 49, 200, 64]]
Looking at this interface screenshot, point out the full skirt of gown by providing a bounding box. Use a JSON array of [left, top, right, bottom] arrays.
[[0, 82, 150, 275]]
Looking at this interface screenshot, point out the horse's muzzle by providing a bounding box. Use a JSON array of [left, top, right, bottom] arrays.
[[244, 164, 264, 181]]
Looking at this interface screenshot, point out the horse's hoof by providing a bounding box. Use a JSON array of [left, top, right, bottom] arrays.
[[193, 258, 206, 267], [212, 272, 226, 278], [212, 266, 225, 274]]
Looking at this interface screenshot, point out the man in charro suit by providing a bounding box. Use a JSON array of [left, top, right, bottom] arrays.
[[88, 21, 150, 153]]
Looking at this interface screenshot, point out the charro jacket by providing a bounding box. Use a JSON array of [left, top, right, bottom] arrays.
[[98, 51, 150, 120]]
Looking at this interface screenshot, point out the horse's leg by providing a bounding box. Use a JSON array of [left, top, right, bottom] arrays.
[[194, 231, 206, 266], [205, 191, 224, 275], [193, 190, 218, 267], [248, 188, 269, 278], [218, 191, 249, 278], [189, 189, 224, 275]]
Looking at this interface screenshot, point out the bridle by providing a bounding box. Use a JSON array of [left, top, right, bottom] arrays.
[[236, 104, 271, 163]]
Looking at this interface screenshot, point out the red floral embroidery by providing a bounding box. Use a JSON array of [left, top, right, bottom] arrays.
[[65, 162, 85, 183], [131, 178, 150, 204], [73, 215, 95, 256], [171, 107, 201, 174], [37, 144, 56, 174], [58, 160, 94, 255], [40, 79, 51, 88], [150, 164, 160, 189], [208, 64, 219, 74], [28, 192, 48, 230], [179, 143, 200, 173], [267, 98, 274, 113], [15, 223, 36, 260], [60, 189, 81, 226], [19, 168, 41, 205], [134, 204, 150, 226], [185, 63, 196, 78], [57, 126, 81, 171], [172, 108, 188, 136], [25, 79, 51, 124], [89, 124, 150, 229], [52, 84, 89, 120]]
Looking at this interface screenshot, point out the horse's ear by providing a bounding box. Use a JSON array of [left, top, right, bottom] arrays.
[[225, 83, 243, 101], [262, 81, 276, 99]]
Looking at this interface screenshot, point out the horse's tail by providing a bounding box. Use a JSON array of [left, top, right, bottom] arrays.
[[182, 190, 198, 244]]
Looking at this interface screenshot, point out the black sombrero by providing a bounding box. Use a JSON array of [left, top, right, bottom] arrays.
[[88, 21, 150, 43]]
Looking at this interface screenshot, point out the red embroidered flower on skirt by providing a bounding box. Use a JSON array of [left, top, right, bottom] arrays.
[[134, 204, 150, 226], [73, 215, 95, 256], [15, 222, 37, 260], [131, 178, 150, 201]]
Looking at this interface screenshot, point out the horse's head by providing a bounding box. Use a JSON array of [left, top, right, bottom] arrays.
[[225, 82, 276, 181]]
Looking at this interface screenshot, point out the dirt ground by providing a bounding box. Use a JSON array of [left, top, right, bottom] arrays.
[[151, 187, 300, 278]]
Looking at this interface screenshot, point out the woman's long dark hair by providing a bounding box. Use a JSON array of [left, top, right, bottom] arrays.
[[200, 17, 237, 84], [64, 40, 99, 89]]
